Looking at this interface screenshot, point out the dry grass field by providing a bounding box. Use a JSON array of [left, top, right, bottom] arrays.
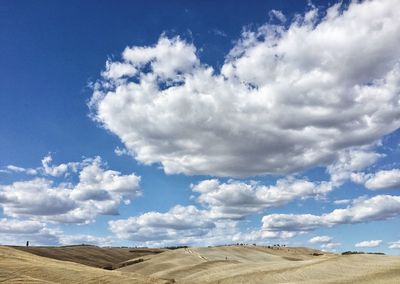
[[119, 246, 400, 283], [0, 246, 170, 284], [1, 245, 399, 283], [12, 244, 164, 269]]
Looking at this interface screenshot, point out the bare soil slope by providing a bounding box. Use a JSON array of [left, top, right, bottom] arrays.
[[119, 245, 400, 283], [12, 244, 164, 269], [0, 246, 169, 284]]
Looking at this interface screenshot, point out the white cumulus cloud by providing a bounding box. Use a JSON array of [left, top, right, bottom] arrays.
[[192, 178, 332, 219], [261, 195, 400, 232], [109, 205, 215, 244], [0, 218, 114, 246], [353, 168, 400, 190], [90, 0, 400, 177], [0, 156, 141, 224]]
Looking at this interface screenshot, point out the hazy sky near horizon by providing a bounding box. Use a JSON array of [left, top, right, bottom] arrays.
[[1, 0, 400, 253]]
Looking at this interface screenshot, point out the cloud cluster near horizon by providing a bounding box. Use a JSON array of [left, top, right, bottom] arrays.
[[261, 195, 400, 232], [3, 153, 399, 248], [0, 155, 141, 223], [0, 155, 141, 245]]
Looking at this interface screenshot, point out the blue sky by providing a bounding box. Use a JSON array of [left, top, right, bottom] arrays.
[[1, 0, 400, 253]]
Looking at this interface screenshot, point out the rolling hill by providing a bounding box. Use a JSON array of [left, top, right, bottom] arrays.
[[1, 245, 399, 283], [0, 246, 169, 283], [118, 245, 400, 283], [12, 244, 164, 269]]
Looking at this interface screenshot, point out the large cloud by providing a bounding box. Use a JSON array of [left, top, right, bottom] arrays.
[[191, 178, 332, 219], [261, 195, 400, 232], [0, 156, 141, 224], [90, 0, 400, 177]]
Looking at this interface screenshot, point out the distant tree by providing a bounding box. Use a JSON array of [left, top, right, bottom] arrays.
[[342, 251, 366, 255]]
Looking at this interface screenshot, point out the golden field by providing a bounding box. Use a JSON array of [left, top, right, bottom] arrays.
[[1, 245, 399, 283]]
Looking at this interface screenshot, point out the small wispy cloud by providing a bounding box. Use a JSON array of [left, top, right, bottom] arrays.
[[268, 9, 286, 22], [355, 240, 382, 248]]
